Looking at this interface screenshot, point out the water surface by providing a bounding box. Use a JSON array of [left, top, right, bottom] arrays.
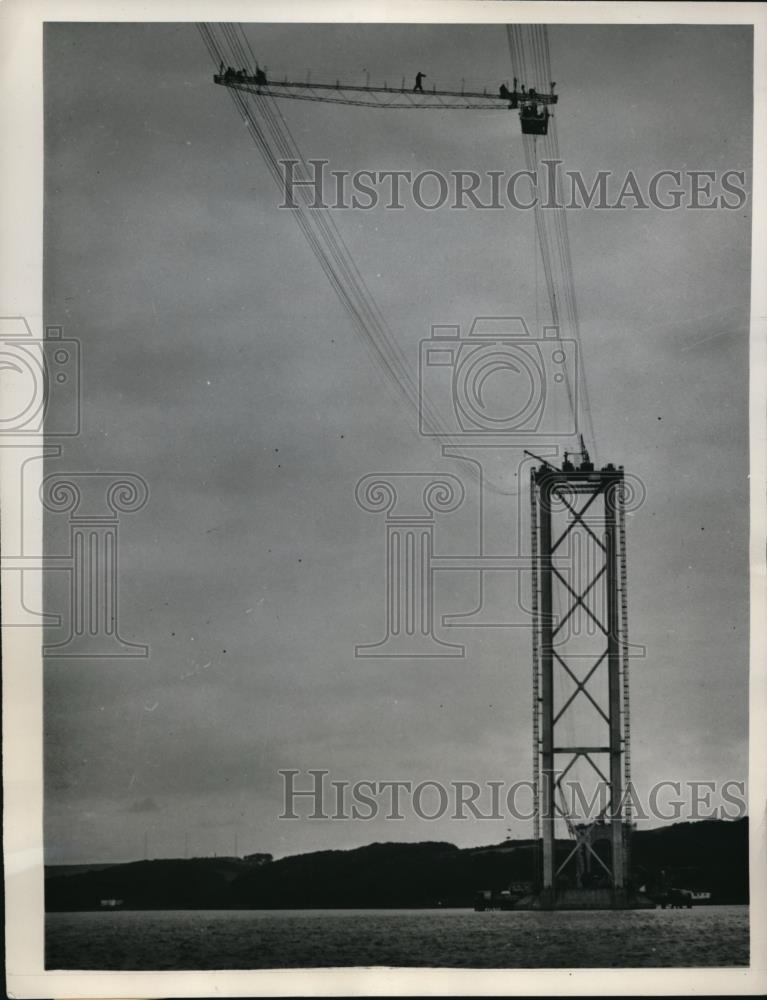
[[46, 905, 749, 969]]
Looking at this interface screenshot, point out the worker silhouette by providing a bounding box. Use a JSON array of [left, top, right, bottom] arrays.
[[413, 71, 426, 92]]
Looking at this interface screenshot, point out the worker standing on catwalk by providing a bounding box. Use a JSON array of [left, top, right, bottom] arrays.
[[413, 71, 426, 92]]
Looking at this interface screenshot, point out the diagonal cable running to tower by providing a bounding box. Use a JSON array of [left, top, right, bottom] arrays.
[[508, 23, 599, 463], [199, 22, 469, 449]]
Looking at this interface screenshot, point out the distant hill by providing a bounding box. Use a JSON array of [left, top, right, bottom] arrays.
[[631, 818, 748, 903], [45, 818, 748, 911], [44, 863, 120, 879]]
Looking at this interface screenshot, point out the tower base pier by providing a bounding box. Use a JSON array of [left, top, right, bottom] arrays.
[[517, 887, 655, 910]]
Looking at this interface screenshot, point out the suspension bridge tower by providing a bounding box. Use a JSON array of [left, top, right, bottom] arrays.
[[529, 449, 637, 909]]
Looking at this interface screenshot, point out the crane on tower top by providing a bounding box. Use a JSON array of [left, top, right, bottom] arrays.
[[214, 66, 558, 135]]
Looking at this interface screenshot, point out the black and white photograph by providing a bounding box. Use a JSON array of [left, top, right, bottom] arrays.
[[2, 1, 766, 995]]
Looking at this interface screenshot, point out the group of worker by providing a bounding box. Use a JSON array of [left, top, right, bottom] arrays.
[[220, 62, 268, 85], [499, 78, 555, 100], [497, 77, 556, 120]]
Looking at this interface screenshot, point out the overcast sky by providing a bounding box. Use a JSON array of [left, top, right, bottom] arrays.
[[43, 22, 752, 864]]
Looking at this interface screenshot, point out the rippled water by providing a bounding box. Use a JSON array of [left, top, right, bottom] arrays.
[[46, 905, 749, 969]]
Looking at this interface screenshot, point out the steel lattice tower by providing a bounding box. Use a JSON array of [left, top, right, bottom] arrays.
[[530, 459, 632, 907]]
